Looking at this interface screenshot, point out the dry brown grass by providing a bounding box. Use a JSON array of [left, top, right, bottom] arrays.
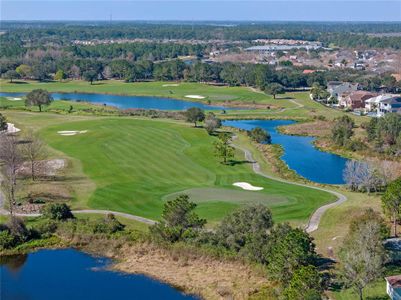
[[279, 120, 332, 138], [113, 242, 270, 300]]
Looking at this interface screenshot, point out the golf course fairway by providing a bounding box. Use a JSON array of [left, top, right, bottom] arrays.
[[38, 117, 335, 224]]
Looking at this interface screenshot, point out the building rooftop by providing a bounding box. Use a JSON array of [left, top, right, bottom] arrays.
[[245, 44, 322, 51], [366, 94, 401, 104], [347, 91, 377, 101], [386, 275, 401, 288]]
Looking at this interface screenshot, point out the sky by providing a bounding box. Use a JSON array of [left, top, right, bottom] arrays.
[[1, 0, 401, 22]]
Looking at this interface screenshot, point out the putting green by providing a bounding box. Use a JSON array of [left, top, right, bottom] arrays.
[[164, 187, 287, 204], [38, 117, 335, 223]]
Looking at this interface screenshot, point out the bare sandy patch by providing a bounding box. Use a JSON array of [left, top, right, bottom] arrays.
[[233, 182, 264, 191], [185, 95, 205, 99], [18, 158, 66, 177], [162, 84, 180, 87], [7, 97, 22, 101], [58, 130, 88, 136]]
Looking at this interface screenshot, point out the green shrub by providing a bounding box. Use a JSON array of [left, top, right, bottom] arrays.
[[248, 127, 272, 144], [42, 203, 74, 221], [150, 195, 206, 243], [7, 217, 31, 243], [345, 139, 367, 152], [0, 230, 16, 249], [33, 219, 58, 238], [93, 214, 125, 234]]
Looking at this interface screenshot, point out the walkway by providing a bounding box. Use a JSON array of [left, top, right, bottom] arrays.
[[232, 143, 347, 233]]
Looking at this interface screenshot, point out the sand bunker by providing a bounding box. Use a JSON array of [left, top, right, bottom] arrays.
[[7, 97, 22, 101], [233, 182, 264, 191], [185, 95, 205, 99], [58, 130, 88, 136], [162, 84, 180, 87], [6, 123, 21, 133]]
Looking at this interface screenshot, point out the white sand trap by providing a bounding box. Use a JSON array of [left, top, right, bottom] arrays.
[[7, 97, 22, 101], [6, 123, 21, 133], [162, 84, 180, 87], [185, 95, 205, 99], [233, 182, 264, 191], [58, 130, 88, 136]]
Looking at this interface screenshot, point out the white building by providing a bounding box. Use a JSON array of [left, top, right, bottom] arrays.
[[327, 81, 358, 100], [386, 275, 401, 300], [365, 94, 401, 117]]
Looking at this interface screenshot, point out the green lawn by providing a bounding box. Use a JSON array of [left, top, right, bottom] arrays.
[[32, 116, 335, 224], [1, 79, 369, 123], [0, 79, 292, 106]]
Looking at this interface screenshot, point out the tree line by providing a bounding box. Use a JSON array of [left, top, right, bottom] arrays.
[[2, 22, 401, 49]]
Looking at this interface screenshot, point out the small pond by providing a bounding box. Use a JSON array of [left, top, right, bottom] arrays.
[[0, 249, 198, 300], [0, 92, 229, 111], [223, 119, 348, 184]]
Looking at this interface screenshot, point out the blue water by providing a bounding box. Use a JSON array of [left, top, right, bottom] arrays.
[[0, 92, 228, 111], [0, 249, 198, 300], [223, 119, 348, 184]]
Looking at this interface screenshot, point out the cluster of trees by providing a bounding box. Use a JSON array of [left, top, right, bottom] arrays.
[[151, 195, 323, 298], [2, 22, 401, 49], [382, 177, 401, 237], [213, 133, 235, 164], [339, 209, 389, 300], [365, 113, 401, 155], [0, 124, 47, 214], [0, 202, 125, 250], [68, 42, 206, 60], [1, 45, 400, 94], [248, 126, 271, 144], [332, 113, 401, 156], [0, 203, 73, 250], [331, 115, 355, 147], [343, 160, 400, 193]]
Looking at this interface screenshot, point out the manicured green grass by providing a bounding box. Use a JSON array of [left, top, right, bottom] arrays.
[[1, 80, 367, 122], [0, 96, 118, 114], [36, 116, 335, 223], [0, 79, 291, 106]]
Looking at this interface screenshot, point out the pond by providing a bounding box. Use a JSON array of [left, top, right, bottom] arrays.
[[223, 119, 348, 184], [0, 249, 198, 300], [0, 92, 228, 111]]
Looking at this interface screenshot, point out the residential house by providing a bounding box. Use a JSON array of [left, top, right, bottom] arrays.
[[327, 81, 358, 100], [339, 91, 377, 109], [386, 275, 401, 300], [365, 94, 401, 116]]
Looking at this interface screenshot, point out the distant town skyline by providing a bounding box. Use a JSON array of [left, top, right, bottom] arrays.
[[1, 0, 400, 22]]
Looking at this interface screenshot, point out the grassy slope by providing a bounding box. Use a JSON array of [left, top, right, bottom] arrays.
[[1, 110, 335, 225], [38, 117, 334, 223]]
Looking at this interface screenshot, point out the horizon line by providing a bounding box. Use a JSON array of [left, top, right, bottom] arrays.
[[2, 19, 401, 23]]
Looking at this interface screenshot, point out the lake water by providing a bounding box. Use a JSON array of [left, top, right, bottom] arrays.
[[0, 92, 227, 111], [0, 249, 198, 300], [223, 119, 348, 184]]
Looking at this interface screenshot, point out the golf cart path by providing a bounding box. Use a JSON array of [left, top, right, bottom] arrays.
[[232, 142, 347, 233], [0, 143, 346, 232]]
